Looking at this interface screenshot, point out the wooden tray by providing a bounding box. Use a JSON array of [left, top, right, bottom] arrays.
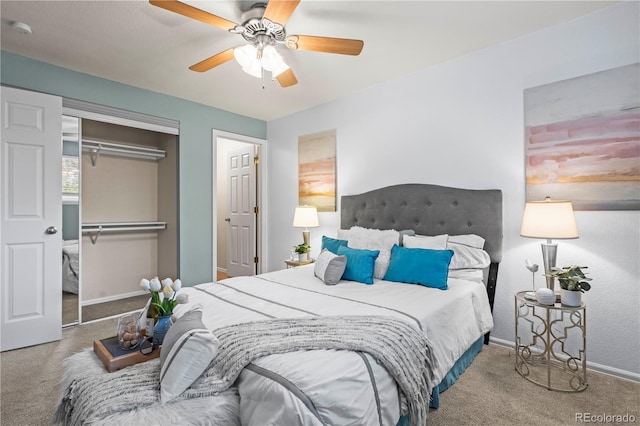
[[93, 336, 160, 373]]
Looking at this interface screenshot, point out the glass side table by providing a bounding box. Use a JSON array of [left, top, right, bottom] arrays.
[[514, 290, 587, 392], [284, 259, 314, 269]]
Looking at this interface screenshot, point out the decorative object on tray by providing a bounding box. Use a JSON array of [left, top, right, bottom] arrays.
[[139, 277, 189, 345], [116, 314, 140, 350], [520, 197, 579, 291], [545, 265, 592, 307], [153, 315, 173, 346]]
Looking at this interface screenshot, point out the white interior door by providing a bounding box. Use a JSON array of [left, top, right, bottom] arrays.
[[226, 146, 256, 277], [1, 87, 62, 351]]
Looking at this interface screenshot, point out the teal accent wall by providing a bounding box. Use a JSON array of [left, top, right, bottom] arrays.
[[1, 51, 266, 285], [62, 205, 79, 241], [62, 140, 79, 156]]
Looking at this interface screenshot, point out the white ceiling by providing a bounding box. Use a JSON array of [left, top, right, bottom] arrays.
[[0, 1, 618, 121]]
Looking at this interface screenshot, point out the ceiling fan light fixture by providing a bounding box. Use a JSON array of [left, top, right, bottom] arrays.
[[233, 44, 258, 69], [270, 61, 290, 78], [261, 45, 289, 77], [242, 64, 263, 79]]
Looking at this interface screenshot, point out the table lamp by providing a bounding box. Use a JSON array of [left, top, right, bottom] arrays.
[[520, 197, 578, 291], [293, 205, 319, 246]]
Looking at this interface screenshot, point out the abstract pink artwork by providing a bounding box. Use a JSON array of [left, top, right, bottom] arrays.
[[298, 130, 336, 212], [524, 63, 639, 210]]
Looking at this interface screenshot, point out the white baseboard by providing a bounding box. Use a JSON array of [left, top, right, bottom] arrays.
[[488, 336, 640, 383], [82, 289, 147, 306]]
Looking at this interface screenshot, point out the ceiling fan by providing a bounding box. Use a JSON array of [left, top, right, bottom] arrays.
[[149, 0, 364, 87]]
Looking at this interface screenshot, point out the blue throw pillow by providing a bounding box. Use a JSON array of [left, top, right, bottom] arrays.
[[336, 245, 380, 285], [383, 245, 454, 290], [322, 235, 348, 254]]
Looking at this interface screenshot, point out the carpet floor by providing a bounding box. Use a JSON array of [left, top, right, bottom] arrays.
[[1, 318, 638, 425]]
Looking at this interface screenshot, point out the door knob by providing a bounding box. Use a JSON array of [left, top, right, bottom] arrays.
[[45, 226, 58, 234], [224, 217, 231, 222]]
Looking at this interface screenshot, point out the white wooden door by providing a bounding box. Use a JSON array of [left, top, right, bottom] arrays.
[[226, 146, 256, 277], [1, 87, 62, 351]]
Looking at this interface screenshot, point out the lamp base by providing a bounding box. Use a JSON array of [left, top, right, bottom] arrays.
[[541, 242, 558, 292], [302, 230, 310, 246]]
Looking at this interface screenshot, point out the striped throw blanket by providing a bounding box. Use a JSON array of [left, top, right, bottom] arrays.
[[56, 315, 434, 426]]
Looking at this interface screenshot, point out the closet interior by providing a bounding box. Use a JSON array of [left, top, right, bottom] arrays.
[[62, 115, 178, 325]]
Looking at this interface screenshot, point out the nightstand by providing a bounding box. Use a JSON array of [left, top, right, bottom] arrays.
[[514, 291, 587, 392], [284, 259, 314, 269]]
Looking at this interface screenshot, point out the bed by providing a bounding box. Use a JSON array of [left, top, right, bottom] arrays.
[[56, 183, 502, 426], [62, 240, 79, 294]]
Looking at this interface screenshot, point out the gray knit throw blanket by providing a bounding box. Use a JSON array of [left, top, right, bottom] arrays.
[[56, 315, 434, 426]]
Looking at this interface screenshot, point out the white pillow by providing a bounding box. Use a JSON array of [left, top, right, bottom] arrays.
[[447, 243, 490, 270], [403, 233, 490, 271], [448, 234, 485, 249], [403, 234, 449, 250], [314, 249, 347, 285], [343, 226, 399, 279], [159, 309, 219, 403]]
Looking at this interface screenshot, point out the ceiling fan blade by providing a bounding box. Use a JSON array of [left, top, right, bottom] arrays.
[[277, 68, 298, 87], [149, 0, 237, 31], [263, 0, 301, 26], [286, 35, 364, 56], [189, 48, 235, 72]]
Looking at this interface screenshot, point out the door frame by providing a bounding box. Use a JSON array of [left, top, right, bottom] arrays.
[[212, 130, 267, 279]]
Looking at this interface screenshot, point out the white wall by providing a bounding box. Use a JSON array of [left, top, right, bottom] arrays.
[[267, 2, 640, 379]]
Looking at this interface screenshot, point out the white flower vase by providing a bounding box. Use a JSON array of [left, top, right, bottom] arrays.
[[298, 252, 308, 261], [561, 289, 582, 307]]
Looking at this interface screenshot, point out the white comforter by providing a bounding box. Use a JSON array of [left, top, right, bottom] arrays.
[[173, 265, 493, 425]]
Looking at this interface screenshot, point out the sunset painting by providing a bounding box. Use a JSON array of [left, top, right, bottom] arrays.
[[524, 63, 639, 210], [298, 130, 336, 212]]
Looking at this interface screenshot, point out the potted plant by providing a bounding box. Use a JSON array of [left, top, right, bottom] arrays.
[[295, 243, 310, 261], [545, 265, 592, 306]]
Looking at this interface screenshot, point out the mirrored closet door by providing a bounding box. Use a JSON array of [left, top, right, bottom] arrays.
[[61, 115, 81, 326], [61, 103, 179, 325]]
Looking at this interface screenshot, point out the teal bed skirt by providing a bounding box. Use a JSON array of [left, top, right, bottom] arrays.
[[396, 337, 485, 426]]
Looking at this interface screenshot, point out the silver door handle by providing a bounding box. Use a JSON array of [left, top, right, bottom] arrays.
[[45, 226, 58, 234], [224, 217, 231, 222]]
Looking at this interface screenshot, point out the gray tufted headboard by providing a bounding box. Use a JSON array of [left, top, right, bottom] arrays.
[[341, 183, 502, 262], [341, 183, 502, 329]]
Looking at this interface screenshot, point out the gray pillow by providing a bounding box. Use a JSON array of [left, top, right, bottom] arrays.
[[314, 249, 347, 285], [159, 309, 219, 403]]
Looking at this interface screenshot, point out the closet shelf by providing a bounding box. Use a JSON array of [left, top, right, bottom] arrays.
[[82, 221, 166, 245], [82, 139, 165, 166]]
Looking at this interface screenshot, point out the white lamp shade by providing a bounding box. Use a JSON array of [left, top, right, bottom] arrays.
[[242, 63, 262, 78], [233, 44, 257, 69], [261, 45, 290, 77], [293, 206, 319, 228], [520, 198, 578, 239], [234, 43, 291, 79]]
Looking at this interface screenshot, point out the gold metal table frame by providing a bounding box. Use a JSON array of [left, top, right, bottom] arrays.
[[514, 291, 588, 392]]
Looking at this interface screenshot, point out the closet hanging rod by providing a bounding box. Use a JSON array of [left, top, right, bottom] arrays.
[[82, 139, 166, 166], [81, 221, 167, 244]]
